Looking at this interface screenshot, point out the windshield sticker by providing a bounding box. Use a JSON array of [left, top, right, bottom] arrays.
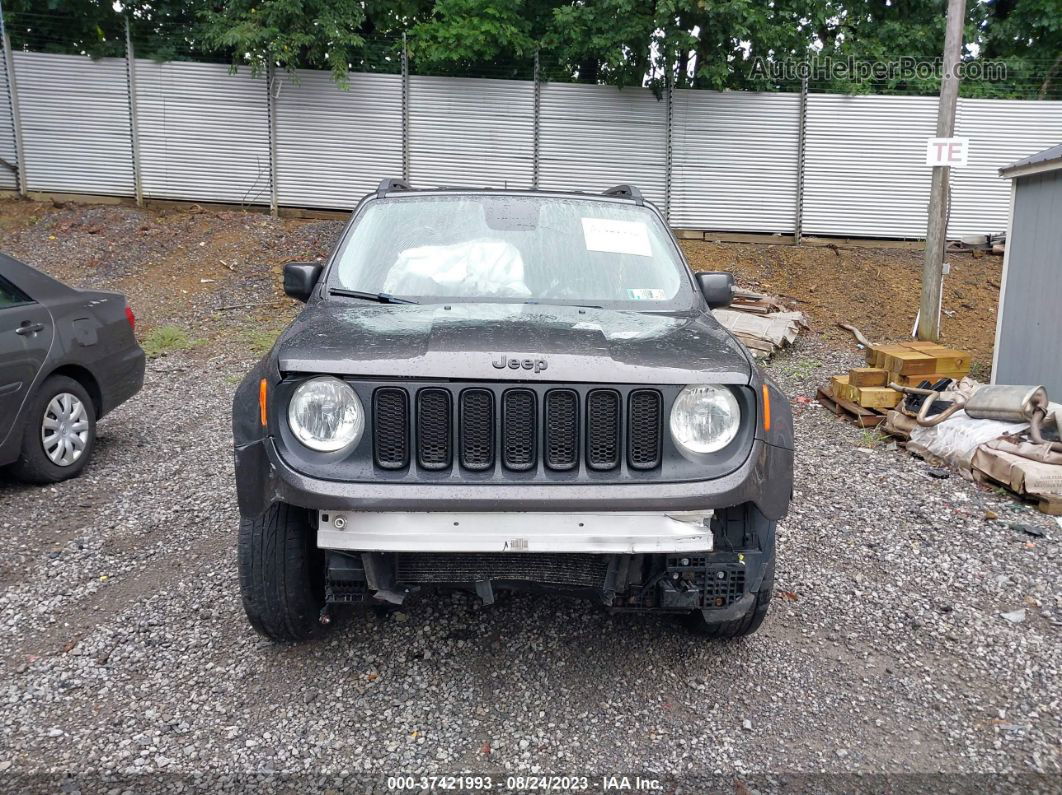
[[627, 288, 666, 301], [581, 218, 652, 257]]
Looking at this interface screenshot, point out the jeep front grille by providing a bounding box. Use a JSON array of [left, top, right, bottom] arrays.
[[373, 388, 409, 469], [544, 389, 578, 470], [416, 388, 452, 470], [459, 389, 494, 471], [586, 389, 621, 470], [371, 383, 664, 475], [628, 389, 663, 470], [502, 389, 537, 471]]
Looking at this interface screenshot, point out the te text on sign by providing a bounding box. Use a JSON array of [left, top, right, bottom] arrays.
[[926, 137, 970, 168]]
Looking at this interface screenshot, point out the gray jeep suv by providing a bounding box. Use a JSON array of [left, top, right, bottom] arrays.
[[232, 181, 793, 642]]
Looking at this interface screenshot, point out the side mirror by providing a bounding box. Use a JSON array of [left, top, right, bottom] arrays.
[[696, 271, 735, 309], [283, 262, 323, 303]]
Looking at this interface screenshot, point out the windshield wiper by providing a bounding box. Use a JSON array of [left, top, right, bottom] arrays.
[[328, 288, 418, 305]]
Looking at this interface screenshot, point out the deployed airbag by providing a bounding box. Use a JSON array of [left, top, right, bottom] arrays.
[[382, 239, 531, 298]]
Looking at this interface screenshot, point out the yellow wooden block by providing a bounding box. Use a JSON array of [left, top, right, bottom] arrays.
[[883, 349, 938, 376], [830, 374, 858, 403], [916, 347, 970, 373], [855, 386, 902, 409], [899, 342, 971, 373], [867, 344, 910, 368], [848, 367, 889, 388]]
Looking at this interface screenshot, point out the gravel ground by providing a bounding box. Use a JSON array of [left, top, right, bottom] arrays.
[[0, 199, 1058, 790], [0, 331, 1059, 791]]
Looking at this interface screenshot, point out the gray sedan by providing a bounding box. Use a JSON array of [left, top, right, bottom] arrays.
[[0, 253, 145, 483]]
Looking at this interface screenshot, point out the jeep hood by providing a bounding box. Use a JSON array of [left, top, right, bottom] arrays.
[[275, 303, 752, 385]]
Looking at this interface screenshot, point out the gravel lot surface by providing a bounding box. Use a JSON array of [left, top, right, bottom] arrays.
[[0, 200, 1059, 790], [0, 336, 1058, 790]]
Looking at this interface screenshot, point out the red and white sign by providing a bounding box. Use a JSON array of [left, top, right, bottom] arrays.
[[926, 137, 969, 167]]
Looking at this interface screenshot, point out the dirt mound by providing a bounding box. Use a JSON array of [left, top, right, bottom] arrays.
[[682, 240, 1001, 374]]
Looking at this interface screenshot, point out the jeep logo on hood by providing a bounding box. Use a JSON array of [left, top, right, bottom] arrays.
[[492, 355, 548, 373]]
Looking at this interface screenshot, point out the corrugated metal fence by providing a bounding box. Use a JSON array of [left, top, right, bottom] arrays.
[[2, 50, 1061, 239]]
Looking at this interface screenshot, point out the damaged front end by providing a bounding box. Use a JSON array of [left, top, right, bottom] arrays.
[[320, 503, 773, 621]]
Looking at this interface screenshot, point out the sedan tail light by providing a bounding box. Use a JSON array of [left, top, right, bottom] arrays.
[[124, 305, 136, 332]]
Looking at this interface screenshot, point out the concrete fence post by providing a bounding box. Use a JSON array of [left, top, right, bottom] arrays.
[[124, 17, 143, 206], [664, 64, 674, 222], [532, 50, 541, 189], [1, 1, 27, 196], [266, 63, 279, 216], [401, 33, 410, 182], [794, 74, 808, 242]]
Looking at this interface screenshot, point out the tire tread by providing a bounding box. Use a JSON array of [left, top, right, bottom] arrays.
[[238, 503, 325, 643]]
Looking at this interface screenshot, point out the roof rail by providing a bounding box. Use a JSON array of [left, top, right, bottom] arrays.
[[377, 178, 413, 198], [602, 184, 643, 205]]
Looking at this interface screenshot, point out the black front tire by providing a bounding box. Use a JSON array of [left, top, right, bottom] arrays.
[[238, 502, 328, 643], [7, 375, 97, 484]]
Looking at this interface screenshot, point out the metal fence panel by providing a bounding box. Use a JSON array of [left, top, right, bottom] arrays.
[[951, 98, 1062, 238], [408, 75, 533, 189], [0, 50, 15, 190], [671, 90, 801, 233], [539, 83, 666, 208], [276, 70, 402, 209], [135, 60, 270, 204], [802, 94, 939, 238], [13, 52, 133, 195]]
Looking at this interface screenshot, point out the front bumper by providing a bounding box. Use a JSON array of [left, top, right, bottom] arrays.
[[317, 510, 715, 553], [234, 437, 793, 521]]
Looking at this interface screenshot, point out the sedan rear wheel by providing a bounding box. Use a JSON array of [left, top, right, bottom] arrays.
[[7, 375, 97, 484], [41, 392, 91, 466]]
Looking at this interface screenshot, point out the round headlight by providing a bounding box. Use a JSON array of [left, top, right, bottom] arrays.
[[287, 377, 364, 452], [669, 385, 740, 454]]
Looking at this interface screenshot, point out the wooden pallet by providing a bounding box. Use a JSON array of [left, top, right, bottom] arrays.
[[816, 385, 887, 428], [1038, 495, 1062, 516]]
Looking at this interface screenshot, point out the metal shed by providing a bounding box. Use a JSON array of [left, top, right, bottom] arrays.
[[993, 144, 1062, 398]]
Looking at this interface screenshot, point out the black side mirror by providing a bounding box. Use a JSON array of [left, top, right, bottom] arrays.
[[696, 271, 735, 309], [283, 263, 323, 303]]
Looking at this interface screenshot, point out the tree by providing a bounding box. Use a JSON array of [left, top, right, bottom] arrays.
[[198, 0, 369, 83], [3, 0, 1058, 97]]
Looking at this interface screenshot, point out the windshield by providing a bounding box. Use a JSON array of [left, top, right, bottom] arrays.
[[328, 195, 693, 309]]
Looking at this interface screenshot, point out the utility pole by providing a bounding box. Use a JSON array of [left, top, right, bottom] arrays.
[[917, 0, 966, 341]]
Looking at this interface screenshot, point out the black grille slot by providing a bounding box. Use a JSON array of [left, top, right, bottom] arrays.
[[502, 389, 537, 471], [459, 389, 495, 471], [544, 389, 579, 471], [373, 388, 409, 469], [586, 389, 621, 470], [416, 388, 452, 470], [628, 389, 663, 470], [395, 553, 609, 587]]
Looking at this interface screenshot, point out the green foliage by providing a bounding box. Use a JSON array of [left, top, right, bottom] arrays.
[[4, 0, 1059, 97], [778, 357, 823, 380], [856, 429, 889, 449], [241, 324, 285, 356], [141, 325, 198, 358], [409, 0, 537, 76], [198, 0, 368, 84]]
